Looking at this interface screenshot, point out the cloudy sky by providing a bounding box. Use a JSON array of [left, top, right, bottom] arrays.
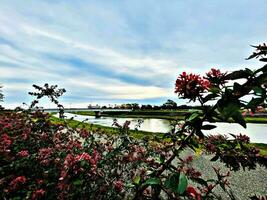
[[0, 0, 266, 108]]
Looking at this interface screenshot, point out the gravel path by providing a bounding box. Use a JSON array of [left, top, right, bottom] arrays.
[[179, 149, 267, 200]]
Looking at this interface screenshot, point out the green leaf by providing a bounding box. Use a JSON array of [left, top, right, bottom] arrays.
[[164, 172, 180, 193], [195, 129, 204, 139], [233, 82, 243, 92], [73, 179, 83, 186], [247, 98, 263, 110], [133, 175, 141, 185], [209, 87, 221, 94], [187, 112, 199, 122], [232, 111, 246, 128], [226, 69, 252, 80], [164, 173, 188, 195], [144, 178, 161, 186], [210, 155, 219, 161], [178, 173, 188, 194], [202, 124, 217, 130], [218, 102, 240, 121], [254, 64, 267, 74], [203, 93, 219, 103], [257, 72, 267, 84], [259, 58, 267, 62], [192, 178, 208, 187], [252, 87, 264, 95], [229, 133, 236, 139]]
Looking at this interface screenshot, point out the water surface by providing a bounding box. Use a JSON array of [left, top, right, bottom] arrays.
[[61, 113, 267, 143]]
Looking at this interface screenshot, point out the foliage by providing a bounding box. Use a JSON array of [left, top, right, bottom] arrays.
[[0, 44, 267, 199]]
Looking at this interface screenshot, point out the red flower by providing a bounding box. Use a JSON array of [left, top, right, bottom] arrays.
[[17, 150, 29, 158], [38, 148, 53, 159], [114, 180, 124, 192], [75, 152, 91, 162], [205, 68, 227, 86], [9, 176, 27, 190], [31, 189, 45, 199], [37, 148, 53, 166], [175, 72, 210, 101], [186, 186, 201, 200], [79, 129, 90, 138], [236, 134, 250, 143], [0, 133, 12, 153], [63, 154, 76, 168]]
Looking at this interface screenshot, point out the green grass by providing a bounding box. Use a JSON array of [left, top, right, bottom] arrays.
[[244, 117, 267, 123], [250, 143, 267, 156], [69, 111, 95, 116]]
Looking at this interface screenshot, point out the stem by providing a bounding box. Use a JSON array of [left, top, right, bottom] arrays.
[[133, 130, 195, 199]]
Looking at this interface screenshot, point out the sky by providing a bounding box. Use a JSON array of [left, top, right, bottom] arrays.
[[0, 0, 266, 108]]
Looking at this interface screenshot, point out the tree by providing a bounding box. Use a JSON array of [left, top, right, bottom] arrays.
[[162, 99, 177, 109]]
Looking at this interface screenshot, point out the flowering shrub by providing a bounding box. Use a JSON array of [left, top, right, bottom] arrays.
[[0, 44, 267, 199]]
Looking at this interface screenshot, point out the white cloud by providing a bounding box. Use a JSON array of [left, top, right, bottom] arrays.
[[0, 0, 266, 108]]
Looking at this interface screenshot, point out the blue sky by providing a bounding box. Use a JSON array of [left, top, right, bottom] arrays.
[[0, 0, 266, 108]]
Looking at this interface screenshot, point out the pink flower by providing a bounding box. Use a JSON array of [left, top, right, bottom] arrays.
[[17, 150, 29, 158]]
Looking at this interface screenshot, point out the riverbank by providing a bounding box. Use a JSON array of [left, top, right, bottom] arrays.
[[69, 110, 267, 123], [50, 116, 164, 140], [51, 116, 267, 156]]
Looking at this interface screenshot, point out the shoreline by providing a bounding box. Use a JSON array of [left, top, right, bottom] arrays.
[[69, 111, 267, 124]]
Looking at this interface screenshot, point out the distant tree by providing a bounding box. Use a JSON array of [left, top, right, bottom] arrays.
[[125, 103, 132, 109], [153, 105, 160, 110], [162, 99, 177, 109], [141, 104, 153, 110], [177, 104, 191, 109], [131, 103, 139, 110], [0, 85, 4, 110], [0, 85, 3, 102]]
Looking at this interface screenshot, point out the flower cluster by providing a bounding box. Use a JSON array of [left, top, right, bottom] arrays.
[[175, 72, 210, 101], [17, 150, 30, 158], [9, 176, 27, 191], [205, 68, 227, 86], [0, 133, 12, 153]]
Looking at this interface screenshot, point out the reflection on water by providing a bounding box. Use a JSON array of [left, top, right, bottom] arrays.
[[60, 113, 267, 144]]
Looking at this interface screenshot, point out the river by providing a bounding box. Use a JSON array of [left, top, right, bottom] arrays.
[[60, 113, 267, 144]]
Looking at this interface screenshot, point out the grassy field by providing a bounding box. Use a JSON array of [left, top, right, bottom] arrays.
[[69, 110, 267, 123], [51, 116, 267, 156]]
